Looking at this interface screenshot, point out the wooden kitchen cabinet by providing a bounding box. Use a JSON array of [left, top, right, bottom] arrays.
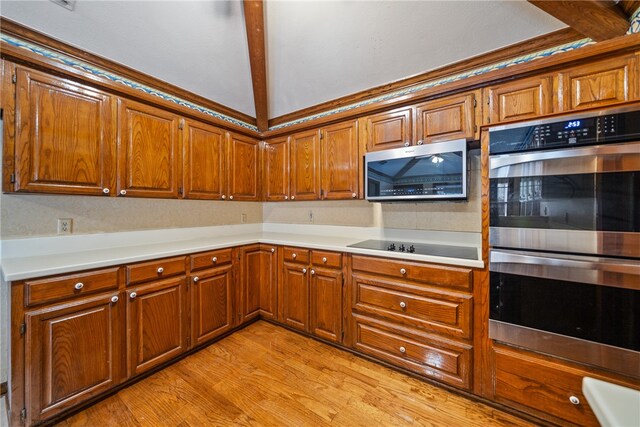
[[13, 66, 117, 195], [263, 137, 290, 201], [227, 133, 260, 201], [289, 129, 321, 201], [280, 255, 310, 331], [309, 253, 343, 343], [485, 75, 553, 124], [364, 106, 414, 151], [238, 244, 278, 324], [117, 98, 181, 198], [320, 120, 359, 200], [190, 264, 233, 347], [24, 291, 123, 425], [183, 119, 227, 200], [415, 91, 479, 143]]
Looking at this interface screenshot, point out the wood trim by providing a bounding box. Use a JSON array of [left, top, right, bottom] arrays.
[[263, 33, 640, 138], [0, 18, 256, 126], [619, 0, 640, 16], [528, 1, 629, 42], [1, 59, 16, 193], [243, 1, 269, 132], [267, 28, 584, 128]]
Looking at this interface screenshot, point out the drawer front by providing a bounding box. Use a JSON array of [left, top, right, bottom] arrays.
[[494, 346, 600, 426], [353, 315, 472, 389], [352, 274, 472, 339], [25, 268, 119, 306], [311, 250, 342, 269], [127, 256, 186, 285], [190, 248, 233, 272], [283, 247, 310, 264], [351, 255, 472, 291]]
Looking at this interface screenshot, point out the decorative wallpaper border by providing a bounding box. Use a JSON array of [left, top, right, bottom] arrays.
[[0, 33, 259, 132], [628, 6, 640, 34]]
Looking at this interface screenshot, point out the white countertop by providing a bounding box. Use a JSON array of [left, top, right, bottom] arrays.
[[1, 224, 484, 281], [582, 377, 640, 427]]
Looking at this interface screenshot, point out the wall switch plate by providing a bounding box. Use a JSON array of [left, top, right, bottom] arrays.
[[57, 218, 72, 234]]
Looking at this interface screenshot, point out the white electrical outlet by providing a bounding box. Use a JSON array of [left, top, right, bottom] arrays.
[[57, 218, 72, 234], [308, 211, 314, 223], [241, 213, 247, 223]]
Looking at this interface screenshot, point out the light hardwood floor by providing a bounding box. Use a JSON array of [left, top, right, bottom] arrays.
[[56, 321, 535, 426]]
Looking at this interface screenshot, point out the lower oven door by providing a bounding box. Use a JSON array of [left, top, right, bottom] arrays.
[[489, 249, 640, 378]]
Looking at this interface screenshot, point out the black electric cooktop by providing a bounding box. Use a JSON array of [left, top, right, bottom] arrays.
[[348, 239, 478, 260]]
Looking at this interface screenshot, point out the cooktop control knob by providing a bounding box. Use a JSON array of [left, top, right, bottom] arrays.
[[408, 245, 415, 253], [387, 243, 396, 251], [399, 244, 406, 252]]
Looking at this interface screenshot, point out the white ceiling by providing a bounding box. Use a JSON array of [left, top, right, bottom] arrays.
[[0, 0, 566, 121]]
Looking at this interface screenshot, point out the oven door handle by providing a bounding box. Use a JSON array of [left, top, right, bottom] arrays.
[[490, 249, 640, 290], [489, 142, 640, 178]]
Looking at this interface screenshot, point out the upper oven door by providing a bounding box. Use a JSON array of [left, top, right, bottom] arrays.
[[489, 142, 640, 257]]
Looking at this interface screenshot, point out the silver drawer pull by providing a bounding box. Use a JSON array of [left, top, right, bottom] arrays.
[[74, 282, 84, 290], [111, 295, 119, 303], [102, 188, 110, 194], [310, 269, 315, 275], [399, 346, 406, 354], [222, 195, 226, 200], [120, 189, 127, 196], [352, 192, 357, 198], [157, 267, 164, 274], [404, 141, 410, 147], [271, 248, 275, 253], [129, 292, 137, 299], [417, 140, 424, 145], [302, 268, 307, 274], [212, 257, 218, 263], [400, 268, 407, 275], [193, 276, 199, 282], [399, 301, 407, 309], [284, 195, 289, 200], [322, 257, 327, 263], [291, 195, 295, 200], [569, 396, 580, 405], [292, 253, 297, 259], [229, 195, 234, 200]]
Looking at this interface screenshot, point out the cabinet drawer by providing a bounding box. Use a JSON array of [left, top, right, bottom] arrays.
[[190, 248, 233, 272], [353, 315, 472, 389], [126, 256, 186, 285], [311, 250, 342, 269], [352, 273, 472, 339], [351, 255, 472, 291], [494, 345, 601, 426], [283, 247, 310, 264], [25, 268, 119, 307]]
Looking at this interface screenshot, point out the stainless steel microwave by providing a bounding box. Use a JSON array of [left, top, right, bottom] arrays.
[[365, 139, 467, 201]]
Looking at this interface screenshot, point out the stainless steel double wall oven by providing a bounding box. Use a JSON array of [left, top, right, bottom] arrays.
[[488, 105, 640, 378]]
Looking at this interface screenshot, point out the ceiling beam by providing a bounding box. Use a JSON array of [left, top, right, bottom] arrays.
[[528, 0, 629, 41], [243, 0, 269, 132]]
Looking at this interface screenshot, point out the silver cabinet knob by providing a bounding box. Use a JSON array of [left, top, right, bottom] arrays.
[[229, 195, 234, 200], [399, 301, 407, 309], [322, 257, 327, 263], [111, 295, 119, 303], [284, 195, 289, 200], [120, 189, 127, 196], [310, 269, 315, 275], [212, 257, 218, 263], [400, 268, 407, 275], [193, 276, 199, 282], [292, 253, 297, 259], [157, 267, 164, 274], [271, 248, 275, 253], [417, 140, 424, 145], [74, 282, 84, 290], [569, 396, 580, 405], [399, 346, 406, 353], [302, 268, 307, 274], [352, 192, 357, 198], [102, 188, 110, 194], [129, 292, 137, 299], [222, 195, 226, 200], [404, 141, 410, 147], [291, 195, 295, 200]]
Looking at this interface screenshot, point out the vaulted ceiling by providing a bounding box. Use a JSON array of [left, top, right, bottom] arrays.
[[0, 0, 637, 130]]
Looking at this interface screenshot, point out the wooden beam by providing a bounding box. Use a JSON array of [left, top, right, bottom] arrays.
[[528, 1, 629, 42], [243, 0, 269, 132]]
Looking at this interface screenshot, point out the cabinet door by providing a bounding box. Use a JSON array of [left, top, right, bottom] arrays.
[[183, 120, 227, 200], [14, 67, 116, 195], [290, 129, 321, 201], [258, 245, 278, 320], [486, 76, 553, 124], [190, 265, 233, 347], [321, 121, 359, 200], [263, 137, 289, 201], [365, 107, 413, 151], [227, 133, 259, 201], [118, 98, 181, 198], [280, 262, 309, 331], [556, 56, 637, 112], [25, 292, 122, 424], [126, 276, 187, 376], [309, 267, 343, 343], [416, 92, 478, 143], [238, 245, 262, 324]]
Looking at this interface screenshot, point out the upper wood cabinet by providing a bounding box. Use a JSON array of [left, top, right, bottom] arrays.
[[263, 137, 289, 201], [13, 67, 117, 195], [227, 133, 260, 201], [485, 75, 553, 124], [117, 98, 181, 198], [321, 120, 359, 200], [290, 129, 321, 201], [183, 120, 227, 200], [416, 91, 479, 143], [364, 107, 413, 151], [555, 55, 638, 112]]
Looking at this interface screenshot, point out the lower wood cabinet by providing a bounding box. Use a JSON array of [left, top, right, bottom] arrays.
[[280, 259, 309, 331], [190, 264, 233, 347], [309, 266, 343, 342], [238, 244, 278, 324]]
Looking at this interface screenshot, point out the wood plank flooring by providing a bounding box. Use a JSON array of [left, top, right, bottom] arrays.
[[56, 321, 535, 427]]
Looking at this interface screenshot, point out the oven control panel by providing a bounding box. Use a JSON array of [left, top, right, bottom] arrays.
[[489, 108, 640, 154]]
